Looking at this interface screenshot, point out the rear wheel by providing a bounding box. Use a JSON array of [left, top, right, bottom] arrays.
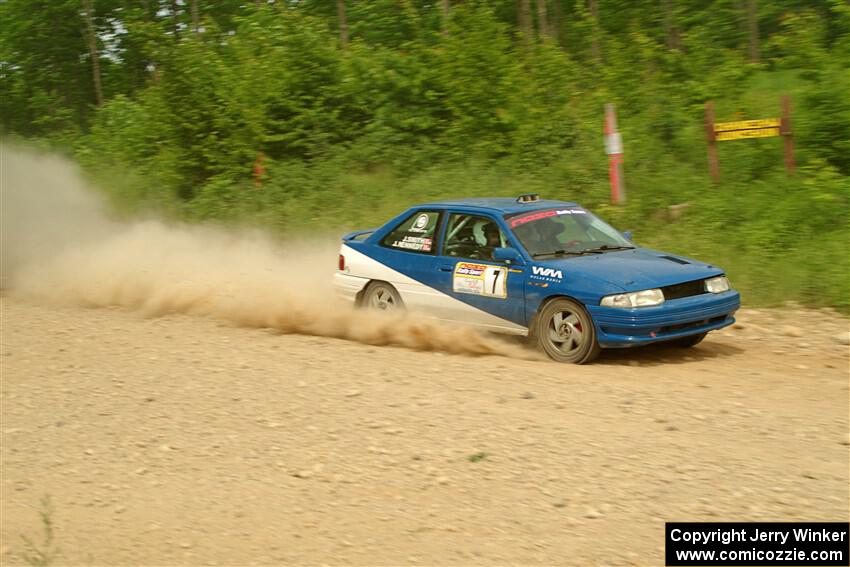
[[361, 281, 404, 312], [534, 298, 600, 364], [669, 332, 707, 348]]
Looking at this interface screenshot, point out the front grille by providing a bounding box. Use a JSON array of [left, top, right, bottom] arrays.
[[662, 279, 707, 300], [659, 315, 727, 334]]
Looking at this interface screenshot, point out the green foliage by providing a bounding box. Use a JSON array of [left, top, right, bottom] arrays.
[[640, 167, 849, 312], [1, 0, 847, 311]]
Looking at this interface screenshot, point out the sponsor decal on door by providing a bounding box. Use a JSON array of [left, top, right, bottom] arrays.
[[531, 266, 563, 281], [453, 262, 508, 299]]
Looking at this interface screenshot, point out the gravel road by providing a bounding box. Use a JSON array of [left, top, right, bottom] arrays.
[[1, 299, 848, 566]]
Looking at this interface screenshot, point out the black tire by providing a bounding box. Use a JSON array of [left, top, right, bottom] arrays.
[[668, 332, 707, 348], [534, 298, 600, 364], [360, 281, 404, 312]]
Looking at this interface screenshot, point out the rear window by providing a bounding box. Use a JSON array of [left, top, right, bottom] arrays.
[[381, 210, 441, 254]]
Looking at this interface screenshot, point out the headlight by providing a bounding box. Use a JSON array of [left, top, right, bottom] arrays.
[[705, 276, 730, 293], [600, 288, 665, 308]]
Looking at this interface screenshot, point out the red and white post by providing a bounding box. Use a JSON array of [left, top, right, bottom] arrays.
[[604, 103, 626, 204]]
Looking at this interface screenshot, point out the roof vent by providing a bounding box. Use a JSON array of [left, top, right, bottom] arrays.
[[516, 193, 540, 204]]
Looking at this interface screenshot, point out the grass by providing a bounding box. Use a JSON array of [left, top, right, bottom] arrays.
[[19, 495, 60, 567], [85, 150, 848, 315]]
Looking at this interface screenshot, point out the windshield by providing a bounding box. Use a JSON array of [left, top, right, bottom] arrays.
[[505, 207, 633, 258]]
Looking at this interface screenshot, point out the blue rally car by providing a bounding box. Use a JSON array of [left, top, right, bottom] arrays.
[[334, 194, 740, 363]]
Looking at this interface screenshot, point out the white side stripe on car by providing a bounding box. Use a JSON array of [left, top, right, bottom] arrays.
[[336, 244, 527, 335]]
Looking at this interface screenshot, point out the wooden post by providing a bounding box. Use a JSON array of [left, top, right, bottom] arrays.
[[705, 101, 719, 183], [253, 152, 266, 187], [604, 103, 625, 204], [781, 95, 795, 174]]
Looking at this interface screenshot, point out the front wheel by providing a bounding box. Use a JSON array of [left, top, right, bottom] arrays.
[[534, 298, 600, 364], [361, 281, 404, 312]]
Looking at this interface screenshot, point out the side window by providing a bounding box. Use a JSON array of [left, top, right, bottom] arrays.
[[442, 213, 506, 261], [381, 210, 440, 254]]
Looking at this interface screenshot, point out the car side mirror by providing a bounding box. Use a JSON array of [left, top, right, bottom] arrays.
[[493, 247, 524, 265], [622, 230, 633, 241]]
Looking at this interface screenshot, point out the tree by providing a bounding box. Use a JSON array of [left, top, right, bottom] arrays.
[[170, 0, 181, 41], [191, 0, 200, 33], [337, 0, 349, 46], [588, 0, 600, 61], [517, 0, 533, 41], [81, 0, 103, 106], [536, 0, 550, 39], [662, 0, 680, 50], [746, 0, 760, 62], [0, 0, 97, 134]]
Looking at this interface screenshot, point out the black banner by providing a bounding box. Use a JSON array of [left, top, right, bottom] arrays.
[[666, 522, 849, 566]]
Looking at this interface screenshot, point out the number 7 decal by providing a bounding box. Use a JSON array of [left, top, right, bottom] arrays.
[[483, 266, 508, 298]]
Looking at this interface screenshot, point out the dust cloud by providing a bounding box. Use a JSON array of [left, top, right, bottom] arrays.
[[1, 144, 532, 358]]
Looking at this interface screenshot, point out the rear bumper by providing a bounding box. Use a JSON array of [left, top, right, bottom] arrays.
[[588, 290, 740, 348], [333, 271, 370, 304]]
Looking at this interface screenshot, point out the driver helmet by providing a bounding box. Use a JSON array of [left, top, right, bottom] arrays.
[[533, 218, 564, 240], [473, 220, 492, 246]]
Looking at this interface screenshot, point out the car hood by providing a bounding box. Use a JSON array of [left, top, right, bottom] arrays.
[[541, 247, 724, 292]]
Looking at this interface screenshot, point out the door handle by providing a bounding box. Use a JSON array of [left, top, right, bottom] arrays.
[[438, 265, 454, 272]]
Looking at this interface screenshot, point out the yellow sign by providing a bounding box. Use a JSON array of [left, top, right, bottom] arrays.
[[716, 127, 781, 141], [714, 118, 780, 132]]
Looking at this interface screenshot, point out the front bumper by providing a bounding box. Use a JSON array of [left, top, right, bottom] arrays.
[[588, 290, 740, 348]]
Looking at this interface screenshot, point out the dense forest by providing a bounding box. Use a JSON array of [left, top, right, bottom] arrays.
[[1, 0, 848, 309]]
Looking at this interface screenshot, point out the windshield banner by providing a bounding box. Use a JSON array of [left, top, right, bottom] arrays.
[[509, 208, 586, 228]]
